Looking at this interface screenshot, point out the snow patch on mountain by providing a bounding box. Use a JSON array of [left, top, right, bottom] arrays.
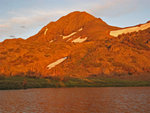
[[67, 37, 73, 42], [47, 57, 67, 70], [72, 37, 87, 43], [110, 22, 150, 37], [61, 28, 83, 39], [44, 27, 48, 35], [62, 32, 77, 39], [78, 28, 83, 32], [49, 40, 54, 43]]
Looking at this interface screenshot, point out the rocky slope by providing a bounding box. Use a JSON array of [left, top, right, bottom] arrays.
[[0, 11, 150, 78]]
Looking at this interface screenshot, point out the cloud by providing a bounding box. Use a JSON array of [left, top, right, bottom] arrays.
[[0, 24, 10, 28], [0, 9, 69, 41], [6, 9, 68, 26], [87, 0, 139, 17], [0, 0, 149, 41], [9, 35, 16, 38], [20, 26, 26, 28]]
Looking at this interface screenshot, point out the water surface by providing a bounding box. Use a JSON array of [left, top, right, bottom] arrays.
[[0, 87, 150, 113]]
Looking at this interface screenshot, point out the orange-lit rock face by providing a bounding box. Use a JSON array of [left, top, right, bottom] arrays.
[[0, 11, 150, 78]]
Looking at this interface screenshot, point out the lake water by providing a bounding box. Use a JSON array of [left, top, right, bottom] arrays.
[[0, 87, 150, 113]]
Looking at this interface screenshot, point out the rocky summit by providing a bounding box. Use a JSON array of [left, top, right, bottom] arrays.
[[0, 11, 150, 78]]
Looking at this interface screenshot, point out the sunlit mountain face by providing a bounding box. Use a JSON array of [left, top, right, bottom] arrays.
[[0, 11, 150, 78]]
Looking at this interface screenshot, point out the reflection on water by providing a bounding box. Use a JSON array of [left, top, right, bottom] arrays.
[[0, 87, 150, 113]]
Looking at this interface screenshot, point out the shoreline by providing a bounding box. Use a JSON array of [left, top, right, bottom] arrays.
[[0, 76, 150, 90]]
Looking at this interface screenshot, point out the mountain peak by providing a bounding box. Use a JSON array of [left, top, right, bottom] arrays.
[[63, 11, 96, 19], [31, 11, 97, 40], [28, 11, 112, 42], [53, 11, 97, 28]]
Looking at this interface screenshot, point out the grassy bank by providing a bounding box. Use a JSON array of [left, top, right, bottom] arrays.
[[0, 76, 150, 90]]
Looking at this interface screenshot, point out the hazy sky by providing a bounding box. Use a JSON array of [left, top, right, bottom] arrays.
[[0, 0, 150, 41]]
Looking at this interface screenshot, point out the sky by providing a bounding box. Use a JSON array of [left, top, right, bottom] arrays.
[[0, 0, 150, 42]]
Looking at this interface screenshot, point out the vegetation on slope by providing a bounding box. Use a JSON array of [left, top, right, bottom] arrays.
[[0, 76, 150, 90]]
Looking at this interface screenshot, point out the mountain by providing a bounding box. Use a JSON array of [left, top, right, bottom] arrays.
[[0, 11, 150, 79]]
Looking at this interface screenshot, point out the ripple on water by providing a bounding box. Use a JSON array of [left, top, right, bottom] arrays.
[[0, 87, 150, 113]]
